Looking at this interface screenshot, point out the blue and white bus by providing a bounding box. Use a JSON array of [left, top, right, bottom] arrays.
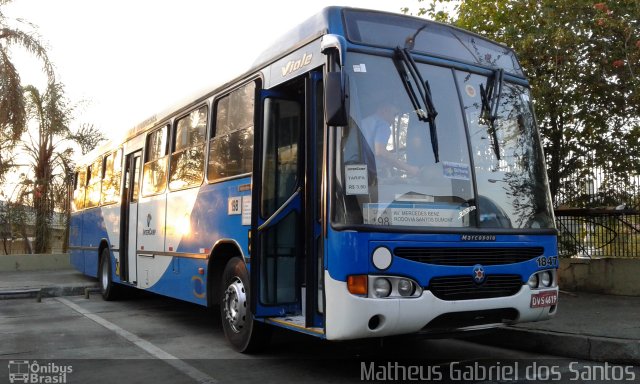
[[69, 7, 559, 352]]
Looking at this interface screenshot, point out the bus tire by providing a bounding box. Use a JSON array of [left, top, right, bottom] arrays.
[[220, 257, 270, 353], [99, 248, 119, 301]]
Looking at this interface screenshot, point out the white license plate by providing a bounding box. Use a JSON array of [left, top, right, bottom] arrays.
[[530, 290, 558, 308]]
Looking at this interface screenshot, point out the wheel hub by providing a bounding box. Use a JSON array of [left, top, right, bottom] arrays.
[[224, 277, 247, 333]]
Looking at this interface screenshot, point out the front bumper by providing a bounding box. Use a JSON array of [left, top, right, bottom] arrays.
[[324, 272, 558, 340]]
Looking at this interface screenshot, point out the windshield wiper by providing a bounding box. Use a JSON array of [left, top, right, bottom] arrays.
[[393, 47, 440, 163], [480, 68, 504, 160]]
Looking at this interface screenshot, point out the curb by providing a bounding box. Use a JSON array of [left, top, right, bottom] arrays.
[[0, 284, 98, 300], [466, 327, 640, 365]]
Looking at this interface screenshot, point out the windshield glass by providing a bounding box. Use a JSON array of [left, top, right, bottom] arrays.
[[343, 9, 523, 76], [333, 53, 555, 230], [456, 71, 555, 229], [335, 53, 474, 228]]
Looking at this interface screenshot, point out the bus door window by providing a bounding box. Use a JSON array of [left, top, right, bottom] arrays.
[[259, 97, 302, 306], [314, 77, 325, 314], [131, 155, 141, 203]]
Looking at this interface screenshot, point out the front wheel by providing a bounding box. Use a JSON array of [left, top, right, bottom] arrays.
[[99, 248, 119, 301], [220, 257, 270, 353]]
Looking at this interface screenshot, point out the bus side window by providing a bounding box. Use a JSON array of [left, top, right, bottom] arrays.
[[208, 81, 255, 181], [85, 157, 103, 208], [72, 170, 85, 211], [142, 126, 168, 196], [169, 105, 207, 190], [101, 149, 122, 205]]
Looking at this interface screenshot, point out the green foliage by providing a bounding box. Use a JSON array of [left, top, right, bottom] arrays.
[[0, 0, 54, 181], [404, 0, 640, 207], [21, 83, 72, 253], [69, 123, 106, 156]]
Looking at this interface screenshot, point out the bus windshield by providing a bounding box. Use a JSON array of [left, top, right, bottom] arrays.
[[334, 52, 555, 230]]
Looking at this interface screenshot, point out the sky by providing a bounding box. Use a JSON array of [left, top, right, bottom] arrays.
[[5, 0, 408, 139]]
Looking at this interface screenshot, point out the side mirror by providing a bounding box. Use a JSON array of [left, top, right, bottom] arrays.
[[324, 72, 349, 126]]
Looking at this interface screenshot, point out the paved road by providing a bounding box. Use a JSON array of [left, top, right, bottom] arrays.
[[1, 293, 637, 383]]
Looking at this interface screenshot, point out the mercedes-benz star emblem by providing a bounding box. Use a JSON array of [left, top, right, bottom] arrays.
[[472, 264, 486, 284]]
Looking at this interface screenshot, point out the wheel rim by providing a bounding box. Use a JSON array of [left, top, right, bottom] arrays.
[[223, 277, 247, 333], [101, 258, 109, 291]]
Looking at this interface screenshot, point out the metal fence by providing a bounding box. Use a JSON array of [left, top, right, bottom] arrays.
[[554, 164, 640, 210], [552, 158, 640, 258], [556, 208, 640, 258]]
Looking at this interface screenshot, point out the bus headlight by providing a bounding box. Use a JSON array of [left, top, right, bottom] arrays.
[[397, 278, 415, 297], [540, 271, 552, 287], [527, 274, 539, 289], [373, 278, 391, 298]]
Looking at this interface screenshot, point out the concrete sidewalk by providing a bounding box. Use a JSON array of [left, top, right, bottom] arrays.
[[0, 269, 98, 298], [466, 291, 640, 364], [0, 270, 638, 364]]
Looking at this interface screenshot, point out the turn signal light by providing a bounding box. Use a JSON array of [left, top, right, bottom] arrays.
[[347, 275, 368, 296]]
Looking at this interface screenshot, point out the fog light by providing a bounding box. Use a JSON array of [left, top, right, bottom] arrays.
[[540, 271, 552, 287], [373, 278, 391, 298], [397, 278, 415, 297], [527, 274, 539, 289]]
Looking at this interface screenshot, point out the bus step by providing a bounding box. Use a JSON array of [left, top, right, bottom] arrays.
[[266, 316, 325, 337]]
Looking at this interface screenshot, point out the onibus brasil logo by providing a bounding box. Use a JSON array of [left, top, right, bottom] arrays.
[[8, 360, 73, 383]]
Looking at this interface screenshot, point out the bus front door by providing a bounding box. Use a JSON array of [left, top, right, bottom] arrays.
[[252, 93, 304, 318], [251, 73, 324, 331]]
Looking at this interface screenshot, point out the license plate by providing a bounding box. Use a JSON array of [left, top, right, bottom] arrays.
[[530, 290, 558, 308]]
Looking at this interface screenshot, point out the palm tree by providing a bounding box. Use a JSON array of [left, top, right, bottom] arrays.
[[0, 0, 54, 180], [23, 83, 71, 253]]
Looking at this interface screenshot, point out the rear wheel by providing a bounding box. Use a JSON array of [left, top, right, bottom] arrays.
[[99, 248, 119, 301], [220, 257, 270, 353]]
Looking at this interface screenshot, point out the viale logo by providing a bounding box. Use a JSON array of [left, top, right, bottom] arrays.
[[281, 53, 313, 77]]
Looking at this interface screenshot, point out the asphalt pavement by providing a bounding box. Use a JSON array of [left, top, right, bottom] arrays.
[[1, 269, 638, 365]]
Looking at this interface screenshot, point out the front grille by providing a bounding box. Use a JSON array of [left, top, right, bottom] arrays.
[[394, 247, 544, 266], [429, 275, 523, 300]]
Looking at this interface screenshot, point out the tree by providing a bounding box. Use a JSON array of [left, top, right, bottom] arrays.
[[22, 83, 71, 253], [0, 0, 54, 181], [69, 123, 106, 156], [404, 0, 640, 207]]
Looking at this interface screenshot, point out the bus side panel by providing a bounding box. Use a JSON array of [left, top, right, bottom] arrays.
[[136, 193, 167, 253], [101, 204, 121, 253], [184, 180, 252, 257], [165, 188, 199, 255], [138, 178, 251, 304], [81, 207, 107, 278], [145, 257, 208, 305], [69, 212, 84, 273]]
